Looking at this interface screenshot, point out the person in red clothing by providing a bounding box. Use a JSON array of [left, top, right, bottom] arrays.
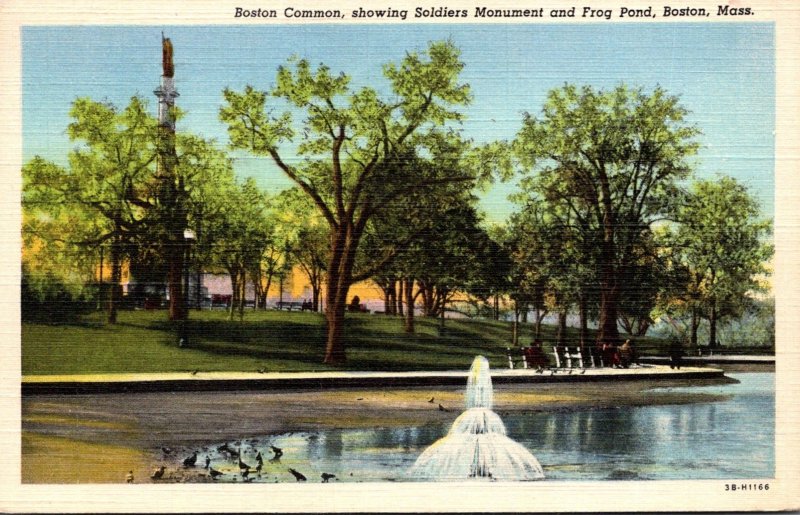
[[602, 341, 621, 368], [524, 339, 549, 368]]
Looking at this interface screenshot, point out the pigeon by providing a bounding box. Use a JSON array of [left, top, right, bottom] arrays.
[[241, 467, 250, 479], [190, 369, 198, 375], [288, 468, 307, 482], [438, 404, 449, 412], [208, 468, 223, 480], [183, 452, 198, 467], [204, 456, 211, 469], [535, 367, 544, 374], [239, 451, 252, 474], [579, 369, 586, 375], [150, 466, 166, 480], [321, 473, 336, 483], [125, 470, 134, 483], [270, 445, 283, 459], [427, 397, 434, 403], [161, 446, 172, 455]]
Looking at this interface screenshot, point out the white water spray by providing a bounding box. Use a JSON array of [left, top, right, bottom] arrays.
[[409, 356, 545, 481]]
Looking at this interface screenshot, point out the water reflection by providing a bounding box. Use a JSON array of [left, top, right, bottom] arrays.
[[197, 373, 773, 482]]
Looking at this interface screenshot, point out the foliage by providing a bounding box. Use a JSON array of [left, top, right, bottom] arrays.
[[219, 41, 476, 363], [514, 84, 700, 344], [666, 176, 773, 346]]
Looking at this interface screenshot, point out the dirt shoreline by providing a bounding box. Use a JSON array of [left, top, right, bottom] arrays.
[[20, 370, 754, 483]]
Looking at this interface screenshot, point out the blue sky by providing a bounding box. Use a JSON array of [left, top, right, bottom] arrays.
[[22, 23, 775, 222]]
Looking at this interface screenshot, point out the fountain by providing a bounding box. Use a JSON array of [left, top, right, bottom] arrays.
[[409, 356, 545, 481]]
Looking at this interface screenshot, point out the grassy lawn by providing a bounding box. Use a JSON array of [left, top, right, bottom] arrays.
[[22, 308, 667, 375]]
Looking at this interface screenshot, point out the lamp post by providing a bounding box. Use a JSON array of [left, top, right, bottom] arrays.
[[179, 228, 196, 347]]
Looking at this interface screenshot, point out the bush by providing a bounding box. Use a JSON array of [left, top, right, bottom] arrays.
[[21, 268, 95, 323]]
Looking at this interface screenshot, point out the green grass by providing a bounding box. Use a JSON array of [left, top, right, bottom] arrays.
[[22, 309, 667, 375]]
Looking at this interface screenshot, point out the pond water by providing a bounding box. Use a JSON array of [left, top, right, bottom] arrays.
[[198, 373, 774, 483]]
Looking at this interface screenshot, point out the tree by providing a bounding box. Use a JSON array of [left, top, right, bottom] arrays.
[[274, 189, 329, 312], [515, 84, 700, 345], [23, 97, 158, 323], [219, 41, 473, 363], [669, 177, 773, 347], [204, 177, 272, 320]]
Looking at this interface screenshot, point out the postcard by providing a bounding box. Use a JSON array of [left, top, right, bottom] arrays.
[[1, 0, 798, 512]]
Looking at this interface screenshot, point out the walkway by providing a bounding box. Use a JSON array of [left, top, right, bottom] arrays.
[[22, 365, 725, 395]]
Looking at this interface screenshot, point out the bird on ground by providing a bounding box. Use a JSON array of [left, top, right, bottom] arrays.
[[161, 446, 172, 455], [183, 452, 198, 467], [150, 466, 166, 480], [204, 456, 211, 469], [270, 445, 283, 459], [241, 467, 250, 479], [321, 473, 336, 483], [208, 468, 223, 480], [190, 369, 198, 375], [288, 468, 307, 482], [125, 470, 134, 483], [438, 404, 449, 412], [568, 369, 573, 375], [535, 367, 544, 374], [427, 397, 434, 403], [239, 451, 252, 475], [579, 369, 586, 375]]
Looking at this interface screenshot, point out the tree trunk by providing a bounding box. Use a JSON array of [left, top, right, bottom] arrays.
[[597, 170, 621, 345], [324, 286, 347, 364], [108, 239, 122, 324], [323, 224, 357, 365], [709, 298, 718, 348], [238, 269, 246, 320], [533, 306, 542, 340], [403, 277, 415, 333], [578, 293, 588, 349], [556, 309, 567, 346], [229, 270, 238, 321], [690, 306, 699, 347], [597, 241, 620, 344], [396, 279, 404, 317], [167, 237, 185, 321]]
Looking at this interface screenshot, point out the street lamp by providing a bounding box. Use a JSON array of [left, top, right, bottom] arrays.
[[179, 228, 196, 347]]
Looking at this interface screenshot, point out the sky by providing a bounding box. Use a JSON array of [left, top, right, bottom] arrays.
[[22, 23, 775, 223]]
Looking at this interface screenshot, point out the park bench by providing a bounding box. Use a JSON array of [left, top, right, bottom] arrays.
[[275, 301, 304, 311], [506, 346, 549, 369], [552, 346, 586, 369]]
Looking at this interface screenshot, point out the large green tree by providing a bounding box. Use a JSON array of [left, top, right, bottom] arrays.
[[669, 177, 773, 347], [219, 41, 473, 363], [514, 84, 700, 345], [23, 97, 158, 323]]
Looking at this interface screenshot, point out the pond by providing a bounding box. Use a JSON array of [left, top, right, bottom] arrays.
[[195, 373, 774, 483]]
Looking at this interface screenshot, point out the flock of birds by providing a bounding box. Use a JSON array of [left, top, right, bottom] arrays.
[[132, 392, 481, 484], [143, 440, 337, 484]]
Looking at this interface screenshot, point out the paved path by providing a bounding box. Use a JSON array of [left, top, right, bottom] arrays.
[[22, 364, 725, 394], [639, 355, 774, 365]]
